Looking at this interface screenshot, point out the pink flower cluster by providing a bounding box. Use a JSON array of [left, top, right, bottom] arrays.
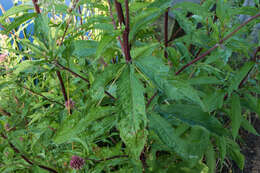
[[70, 155, 85, 170]]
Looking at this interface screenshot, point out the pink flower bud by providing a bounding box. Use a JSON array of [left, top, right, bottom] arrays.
[[70, 155, 85, 170], [65, 99, 75, 110]]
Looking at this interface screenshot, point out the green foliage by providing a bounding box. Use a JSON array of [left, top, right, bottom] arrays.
[[0, 0, 259, 172]]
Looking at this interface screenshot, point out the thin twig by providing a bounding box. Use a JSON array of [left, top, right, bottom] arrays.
[[146, 91, 158, 108], [0, 133, 58, 173], [85, 155, 128, 163], [123, 0, 131, 62], [164, 8, 169, 59], [22, 86, 64, 107], [0, 107, 11, 117], [107, 0, 124, 54], [56, 62, 89, 83], [175, 12, 260, 75]]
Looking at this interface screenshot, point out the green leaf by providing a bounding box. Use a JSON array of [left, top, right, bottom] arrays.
[[188, 76, 222, 85], [216, 136, 227, 166], [227, 139, 245, 170], [96, 34, 115, 59], [173, 1, 210, 17], [203, 90, 225, 112], [53, 107, 116, 144], [131, 43, 159, 59], [241, 117, 259, 136], [72, 40, 98, 57], [135, 56, 205, 110], [35, 14, 50, 48], [0, 5, 34, 21], [205, 143, 216, 173], [157, 104, 227, 136], [149, 113, 209, 166], [228, 61, 254, 93], [230, 93, 242, 139], [90, 64, 123, 102], [117, 65, 147, 160], [13, 59, 46, 75], [4, 13, 37, 33], [130, 8, 162, 41]]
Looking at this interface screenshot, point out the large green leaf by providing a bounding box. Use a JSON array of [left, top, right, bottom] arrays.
[[34, 14, 50, 48], [117, 65, 147, 160], [149, 113, 209, 166], [230, 93, 242, 139], [0, 5, 34, 21], [228, 62, 254, 93], [96, 34, 115, 59], [227, 138, 245, 170], [135, 56, 206, 110], [90, 64, 123, 102], [53, 106, 116, 144], [4, 13, 37, 33], [72, 40, 98, 57], [157, 104, 227, 136]]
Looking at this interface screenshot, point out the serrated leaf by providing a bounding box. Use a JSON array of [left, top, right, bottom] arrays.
[[173, 1, 209, 17], [96, 34, 115, 59], [135, 56, 205, 110], [203, 90, 225, 112], [35, 14, 50, 48], [241, 117, 259, 136], [149, 113, 209, 166], [227, 139, 245, 170], [205, 143, 216, 173], [130, 8, 162, 41], [4, 13, 37, 33], [0, 5, 34, 21], [53, 107, 116, 144], [117, 65, 147, 160], [158, 104, 227, 136], [90, 64, 122, 102], [228, 62, 254, 92], [72, 40, 98, 57], [230, 93, 242, 139]]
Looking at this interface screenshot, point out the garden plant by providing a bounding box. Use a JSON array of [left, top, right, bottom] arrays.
[[0, 0, 260, 172]]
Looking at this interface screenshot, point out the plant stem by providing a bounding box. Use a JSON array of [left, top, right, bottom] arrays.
[[123, 0, 131, 63], [146, 91, 158, 108], [56, 71, 68, 102], [107, 0, 124, 55], [164, 8, 169, 59], [32, 0, 41, 13], [175, 12, 260, 75], [0, 133, 58, 173], [21, 85, 64, 107], [56, 62, 89, 83], [85, 155, 128, 163]]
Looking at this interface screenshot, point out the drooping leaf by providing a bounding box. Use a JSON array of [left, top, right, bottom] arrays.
[[157, 104, 227, 136], [96, 34, 115, 59], [149, 113, 209, 166], [4, 13, 37, 33], [72, 40, 98, 58], [228, 62, 254, 93], [205, 143, 216, 173], [34, 14, 50, 48], [117, 65, 147, 160], [0, 5, 34, 21], [135, 56, 206, 110], [230, 93, 242, 139]]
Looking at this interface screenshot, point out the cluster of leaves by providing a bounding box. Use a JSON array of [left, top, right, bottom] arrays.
[[0, 0, 259, 172]]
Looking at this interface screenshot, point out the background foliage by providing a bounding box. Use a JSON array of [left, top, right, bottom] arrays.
[[0, 0, 260, 172]]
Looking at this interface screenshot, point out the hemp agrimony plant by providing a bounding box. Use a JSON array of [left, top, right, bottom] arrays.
[[0, 0, 260, 172]]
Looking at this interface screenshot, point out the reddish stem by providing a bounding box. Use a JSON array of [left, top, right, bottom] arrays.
[[175, 12, 260, 75], [164, 8, 169, 59]]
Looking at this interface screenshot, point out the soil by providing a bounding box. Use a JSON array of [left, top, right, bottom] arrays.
[[222, 115, 260, 173]]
